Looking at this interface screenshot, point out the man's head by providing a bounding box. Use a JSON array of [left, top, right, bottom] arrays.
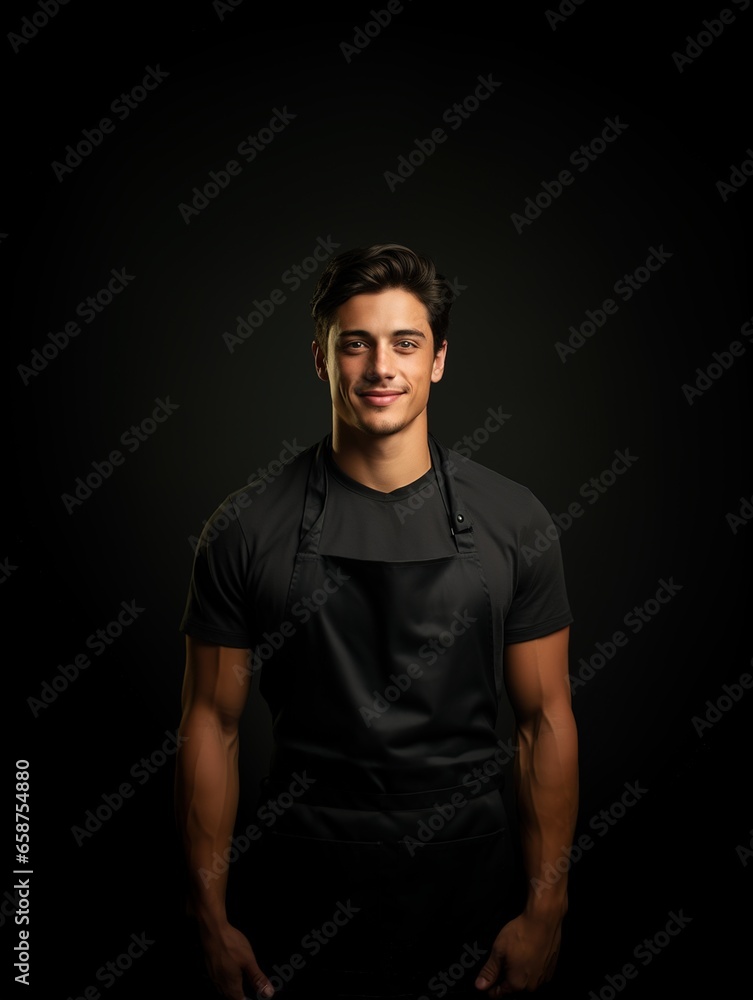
[[309, 244, 451, 441], [310, 243, 452, 358]]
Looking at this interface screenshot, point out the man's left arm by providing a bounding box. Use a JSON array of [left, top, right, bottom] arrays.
[[475, 626, 578, 996]]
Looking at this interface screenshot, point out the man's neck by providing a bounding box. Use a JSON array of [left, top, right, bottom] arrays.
[[330, 419, 432, 493]]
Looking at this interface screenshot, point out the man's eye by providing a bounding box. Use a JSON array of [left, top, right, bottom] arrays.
[[343, 341, 365, 349]]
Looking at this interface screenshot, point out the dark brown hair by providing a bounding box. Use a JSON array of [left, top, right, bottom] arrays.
[[311, 243, 452, 355]]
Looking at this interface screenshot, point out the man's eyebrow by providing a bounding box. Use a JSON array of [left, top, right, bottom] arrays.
[[335, 328, 428, 340]]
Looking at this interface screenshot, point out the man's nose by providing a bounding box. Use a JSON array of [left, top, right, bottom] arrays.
[[365, 342, 395, 379]]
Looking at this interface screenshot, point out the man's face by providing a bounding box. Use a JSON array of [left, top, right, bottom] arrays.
[[312, 287, 447, 438]]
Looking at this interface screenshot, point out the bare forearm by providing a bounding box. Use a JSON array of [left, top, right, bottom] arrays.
[[175, 711, 240, 934], [514, 711, 579, 919]]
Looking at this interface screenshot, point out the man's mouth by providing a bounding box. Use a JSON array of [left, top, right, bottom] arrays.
[[358, 390, 406, 406]]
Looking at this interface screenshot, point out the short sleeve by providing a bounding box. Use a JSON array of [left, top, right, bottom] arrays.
[[179, 495, 253, 648], [504, 493, 573, 644]]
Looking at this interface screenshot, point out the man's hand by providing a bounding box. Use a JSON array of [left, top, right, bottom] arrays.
[[199, 922, 275, 999], [474, 910, 564, 996]]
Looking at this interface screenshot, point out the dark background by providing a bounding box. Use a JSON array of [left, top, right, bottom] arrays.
[[4, 1, 751, 996]]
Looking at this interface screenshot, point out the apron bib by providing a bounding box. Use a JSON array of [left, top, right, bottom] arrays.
[[249, 435, 517, 998]]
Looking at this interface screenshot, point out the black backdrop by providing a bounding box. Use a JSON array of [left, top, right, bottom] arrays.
[[4, 1, 752, 997]]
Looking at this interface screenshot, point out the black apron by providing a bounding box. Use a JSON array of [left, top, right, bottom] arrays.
[[248, 435, 518, 999]]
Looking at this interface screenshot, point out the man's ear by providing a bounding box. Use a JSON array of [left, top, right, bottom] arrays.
[[431, 340, 448, 383], [312, 340, 329, 382]]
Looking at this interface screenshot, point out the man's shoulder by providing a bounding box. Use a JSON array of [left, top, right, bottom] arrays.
[[441, 444, 557, 549], [442, 441, 537, 512], [203, 437, 320, 543], [224, 436, 318, 507]]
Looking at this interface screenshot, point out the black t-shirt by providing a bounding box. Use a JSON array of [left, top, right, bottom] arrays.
[[180, 436, 573, 700]]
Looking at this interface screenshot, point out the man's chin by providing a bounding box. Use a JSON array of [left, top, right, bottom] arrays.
[[354, 417, 407, 437]]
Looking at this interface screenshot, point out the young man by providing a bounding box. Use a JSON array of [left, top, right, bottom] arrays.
[[175, 244, 578, 1000]]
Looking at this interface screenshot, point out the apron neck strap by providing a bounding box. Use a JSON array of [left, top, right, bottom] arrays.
[[428, 434, 475, 553], [298, 433, 476, 554]]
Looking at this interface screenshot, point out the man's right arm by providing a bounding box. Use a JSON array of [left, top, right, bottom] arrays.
[[175, 636, 275, 999]]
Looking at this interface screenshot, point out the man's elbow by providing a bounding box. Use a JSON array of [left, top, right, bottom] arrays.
[[179, 705, 242, 752]]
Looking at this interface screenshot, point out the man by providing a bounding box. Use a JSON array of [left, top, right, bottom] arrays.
[[175, 243, 578, 999]]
